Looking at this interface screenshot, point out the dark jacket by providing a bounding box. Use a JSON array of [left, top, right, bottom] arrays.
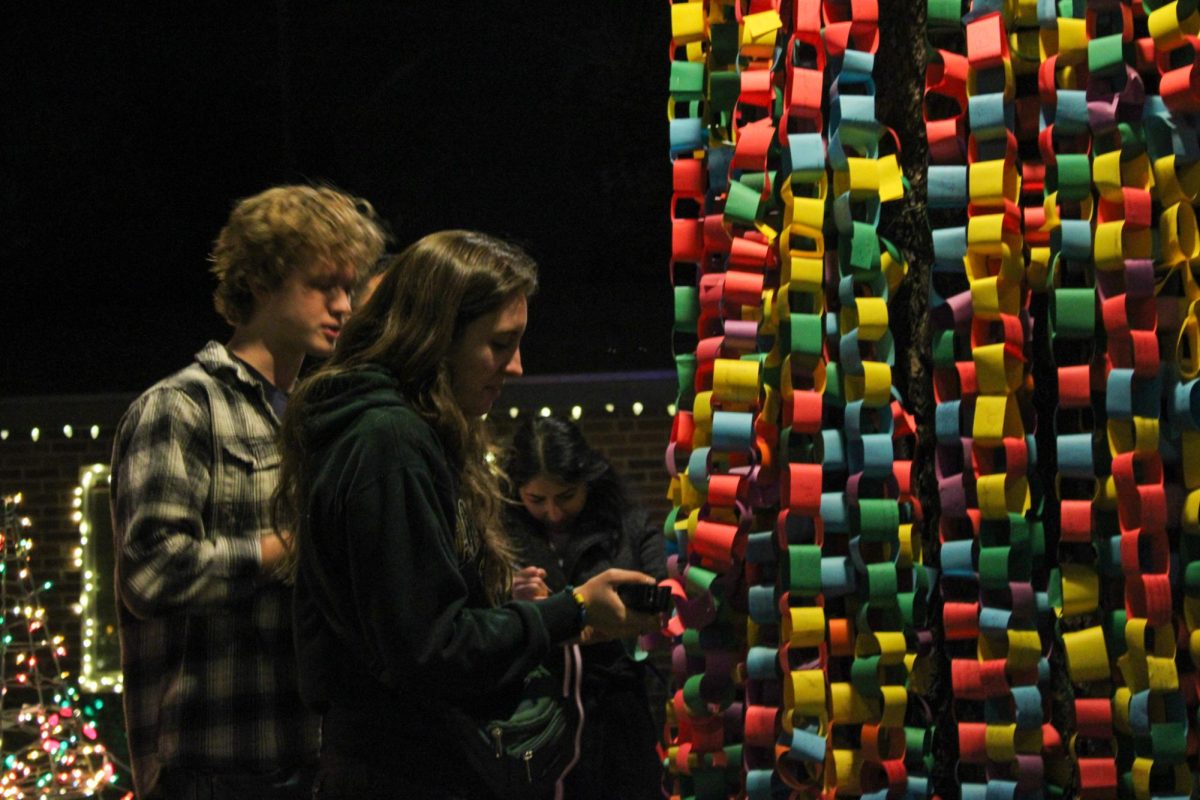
[[291, 365, 582, 796], [506, 500, 668, 799]]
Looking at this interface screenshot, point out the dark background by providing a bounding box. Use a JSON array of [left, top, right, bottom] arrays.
[[2, 3, 672, 396]]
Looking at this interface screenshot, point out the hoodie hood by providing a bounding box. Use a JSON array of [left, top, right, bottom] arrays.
[[302, 364, 409, 452]]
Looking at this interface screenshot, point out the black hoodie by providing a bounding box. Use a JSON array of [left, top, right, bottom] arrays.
[[291, 365, 581, 787]]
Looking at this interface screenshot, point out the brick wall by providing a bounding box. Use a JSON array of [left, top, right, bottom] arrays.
[[0, 375, 676, 682]]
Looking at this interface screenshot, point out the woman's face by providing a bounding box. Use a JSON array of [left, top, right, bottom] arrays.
[[519, 473, 589, 534], [446, 293, 527, 417]]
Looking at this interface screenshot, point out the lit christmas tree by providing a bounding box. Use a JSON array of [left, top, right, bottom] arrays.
[[0, 494, 125, 798]]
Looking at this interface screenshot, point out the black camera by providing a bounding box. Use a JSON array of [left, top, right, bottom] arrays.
[[615, 583, 673, 614]]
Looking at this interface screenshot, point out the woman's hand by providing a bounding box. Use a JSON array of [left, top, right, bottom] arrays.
[[575, 568, 662, 641], [512, 566, 550, 600]]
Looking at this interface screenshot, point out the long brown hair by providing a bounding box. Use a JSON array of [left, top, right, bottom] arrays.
[[274, 230, 537, 604]]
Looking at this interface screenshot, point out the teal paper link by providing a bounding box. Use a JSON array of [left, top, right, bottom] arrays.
[[941, 539, 976, 579], [929, 165, 969, 209], [1056, 218, 1093, 261], [821, 556, 856, 597], [687, 446, 711, 490], [845, 398, 897, 438], [1173, 378, 1200, 429], [821, 491, 849, 534], [935, 400, 963, 445], [960, 784, 989, 800], [745, 769, 774, 800], [747, 584, 777, 625], [786, 132, 827, 181], [1143, 95, 1200, 161], [967, 92, 1012, 140], [849, 432, 895, 479], [745, 646, 777, 681], [932, 226, 968, 271], [711, 410, 755, 451], [1053, 89, 1090, 136], [1009, 684, 1044, 730], [1055, 432, 1095, 480], [821, 429, 848, 474], [787, 726, 826, 763], [745, 530, 776, 564], [670, 117, 705, 155], [978, 604, 1011, 635], [832, 186, 883, 228]]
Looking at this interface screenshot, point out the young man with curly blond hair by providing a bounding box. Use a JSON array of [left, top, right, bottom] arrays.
[[111, 185, 386, 799]]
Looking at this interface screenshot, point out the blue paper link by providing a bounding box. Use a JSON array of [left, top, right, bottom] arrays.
[[746, 646, 777, 681], [821, 556, 856, 597], [821, 429, 848, 473], [788, 726, 826, 762], [941, 539, 976, 578], [1056, 432, 1095, 479], [687, 446, 711, 489], [1174, 379, 1200, 429], [712, 410, 756, 451], [849, 432, 895, 478], [936, 400, 963, 444], [1057, 218, 1093, 260], [1105, 368, 1134, 420], [821, 491, 849, 533], [745, 769, 775, 800], [745, 530, 776, 564], [787, 133, 827, 180], [670, 118, 705, 154], [979, 605, 1011, 634], [1011, 685, 1043, 730], [748, 584, 777, 625], [967, 93, 1010, 139], [1054, 89, 1090, 135], [933, 226, 968, 271], [929, 165, 969, 209]]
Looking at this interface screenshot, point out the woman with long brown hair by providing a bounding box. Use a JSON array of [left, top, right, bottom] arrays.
[[274, 230, 659, 798]]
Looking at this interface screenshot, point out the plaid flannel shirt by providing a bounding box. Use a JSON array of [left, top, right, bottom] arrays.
[[110, 342, 319, 798]]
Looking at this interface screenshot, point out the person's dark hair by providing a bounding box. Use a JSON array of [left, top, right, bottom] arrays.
[[501, 416, 627, 533], [275, 229, 538, 604]]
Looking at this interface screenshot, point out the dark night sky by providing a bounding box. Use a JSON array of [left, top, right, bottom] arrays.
[[2, 3, 672, 397]]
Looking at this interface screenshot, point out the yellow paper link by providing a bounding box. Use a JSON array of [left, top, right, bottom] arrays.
[[692, 391, 713, 444], [966, 214, 1021, 259], [1112, 685, 1132, 734], [840, 297, 889, 342], [1184, 433, 1200, 489], [1123, 619, 1176, 692], [787, 255, 825, 295], [679, 472, 702, 510], [760, 290, 781, 338], [1010, 29, 1041, 75], [789, 196, 828, 247], [879, 685, 907, 727], [973, 394, 1024, 446], [1159, 202, 1199, 267], [1005, 629, 1042, 670], [1130, 758, 1193, 800], [985, 723, 1017, 764], [1095, 472, 1120, 511], [1027, 245, 1051, 292], [712, 359, 760, 406], [1055, 18, 1089, 64], [788, 669, 829, 718], [1187, 596, 1200, 632], [1063, 626, 1111, 683], [1105, 416, 1160, 458], [833, 155, 905, 203], [1060, 563, 1100, 617], [973, 341, 1023, 395], [1153, 155, 1200, 206], [881, 245, 908, 294], [977, 472, 1031, 518], [856, 630, 908, 666], [1092, 220, 1130, 271], [830, 748, 861, 795], [784, 605, 826, 648], [898, 523, 916, 569], [740, 10, 782, 59], [829, 682, 872, 725], [1146, 655, 1180, 692], [969, 159, 1020, 208], [670, 2, 707, 45], [666, 475, 682, 506], [1091, 150, 1124, 201], [842, 361, 892, 408], [1148, 1, 1200, 53], [1191, 628, 1200, 668]]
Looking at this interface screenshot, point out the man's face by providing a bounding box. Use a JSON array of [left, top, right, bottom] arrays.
[[255, 262, 355, 358], [446, 293, 527, 417]]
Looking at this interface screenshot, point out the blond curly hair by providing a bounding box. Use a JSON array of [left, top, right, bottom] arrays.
[[210, 184, 387, 324]]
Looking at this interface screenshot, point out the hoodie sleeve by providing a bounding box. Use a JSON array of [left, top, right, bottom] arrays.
[[337, 459, 581, 700]]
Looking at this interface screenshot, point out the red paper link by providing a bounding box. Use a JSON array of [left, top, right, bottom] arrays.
[[733, 118, 776, 171], [966, 13, 1010, 70], [743, 705, 778, 748], [674, 158, 706, 195], [828, 616, 854, 656], [691, 520, 742, 567], [786, 67, 825, 123], [821, 0, 879, 55], [943, 601, 981, 640], [725, 269, 766, 306], [1077, 757, 1118, 799], [703, 214, 733, 254], [972, 437, 1029, 481], [783, 463, 823, 515], [790, 390, 823, 432], [957, 722, 988, 763], [1126, 572, 1173, 627], [1058, 499, 1094, 544], [951, 658, 1010, 700], [860, 723, 907, 762], [861, 758, 908, 796], [970, 312, 1026, 356], [739, 68, 776, 109], [1111, 450, 1167, 535], [1095, 191, 1150, 229], [699, 276, 725, 315], [1161, 55, 1200, 114], [671, 410, 695, 449], [673, 219, 705, 263], [707, 473, 745, 507], [1056, 364, 1093, 409], [729, 236, 776, 270], [1085, 3, 1132, 42], [956, 360, 979, 397]]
